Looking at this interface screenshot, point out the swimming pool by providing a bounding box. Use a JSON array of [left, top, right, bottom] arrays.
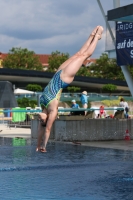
[[0, 138, 132, 200]]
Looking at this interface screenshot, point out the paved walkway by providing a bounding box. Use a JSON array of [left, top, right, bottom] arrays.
[[0, 125, 31, 138], [0, 124, 133, 151]]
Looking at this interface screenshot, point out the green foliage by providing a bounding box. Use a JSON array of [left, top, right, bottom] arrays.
[[101, 99, 120, 107], [29, 100, 38, 108], [26, 84, 42, 92], [76, 66, 91, 76], [2, 47, 42, 70], [47, 51, 133, 80], [17, 97, 37, 108], [67, 86, 80, 92], [89, 53, 125, 80], [102, 84, 117, 93], [48, 51, 69, 72]]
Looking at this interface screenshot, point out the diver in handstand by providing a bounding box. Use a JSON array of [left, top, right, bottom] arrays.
[[36, 25, 103, 152]]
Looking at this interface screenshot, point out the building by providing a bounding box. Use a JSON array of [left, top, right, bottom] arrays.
[[0, 52, 96, 70]]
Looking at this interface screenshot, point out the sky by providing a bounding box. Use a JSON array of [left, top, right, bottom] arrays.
[[0, 0, 133, 58]]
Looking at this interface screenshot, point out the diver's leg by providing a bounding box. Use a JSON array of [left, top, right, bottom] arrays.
[[57, 26, 100, 71], [60, 26, 103, 83], [41, 109, 58, 152], [36, 122, 45, 151]]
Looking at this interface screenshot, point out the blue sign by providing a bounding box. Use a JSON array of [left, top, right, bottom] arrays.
[[116, 22, 133, 66]]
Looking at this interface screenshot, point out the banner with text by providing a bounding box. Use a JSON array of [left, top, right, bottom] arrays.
[[116, 22, 133, 66]]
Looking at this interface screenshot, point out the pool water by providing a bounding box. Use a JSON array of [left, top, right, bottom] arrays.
[[0, 138, 132, 200]]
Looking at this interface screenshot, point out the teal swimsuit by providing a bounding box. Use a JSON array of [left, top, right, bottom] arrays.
[[40, 70, 69, 108]]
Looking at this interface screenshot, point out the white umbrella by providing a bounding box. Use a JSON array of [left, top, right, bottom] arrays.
[[14, 88, 36, 94]]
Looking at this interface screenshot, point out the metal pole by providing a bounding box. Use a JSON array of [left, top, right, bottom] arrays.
[[97, 0, 115, 45], [120, 66, 133, 96], [113, 0, 120, 8]]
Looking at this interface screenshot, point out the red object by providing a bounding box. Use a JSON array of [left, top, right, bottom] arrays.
[[110, 114, 114, 118], [100, 106, 104, 115], [10, 109, 12, 117], [125, 129, 130, 140]]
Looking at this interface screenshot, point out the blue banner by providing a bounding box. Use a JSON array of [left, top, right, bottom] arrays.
[[116, 22, 133, 66]]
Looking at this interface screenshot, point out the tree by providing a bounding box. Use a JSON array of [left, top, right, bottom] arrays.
[[17, 97, 37, 108], [26, 84, 42, 92], [2, 47, 42, 70], [102, 84, 117, 95], [76, 66, 91, 76], [48, 51, 69, 72], [89, 53, 125, 80]]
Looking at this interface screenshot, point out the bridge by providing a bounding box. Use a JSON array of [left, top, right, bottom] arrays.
[[0, 68, 129, 94]]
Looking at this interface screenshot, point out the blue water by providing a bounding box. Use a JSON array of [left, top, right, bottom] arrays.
[[0, 138, 133, 200]]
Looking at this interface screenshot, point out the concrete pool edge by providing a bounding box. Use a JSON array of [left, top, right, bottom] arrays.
[[0, 125, 133, 151], [48, 140, 133, 151]]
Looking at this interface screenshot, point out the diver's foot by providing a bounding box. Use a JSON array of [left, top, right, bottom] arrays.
[[40, 148, 47, 153], [36, 147, 43, 152], [91, 26, 100, 37], [95, 26, 103, 40]]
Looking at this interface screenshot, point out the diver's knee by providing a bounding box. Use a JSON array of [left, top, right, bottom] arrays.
[[76, 51, 83, 56], [77, 50, 91, 58]]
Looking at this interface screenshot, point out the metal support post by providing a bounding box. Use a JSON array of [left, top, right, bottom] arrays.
[[121, 66, 133, 96], [97, 0, 115, 45]]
